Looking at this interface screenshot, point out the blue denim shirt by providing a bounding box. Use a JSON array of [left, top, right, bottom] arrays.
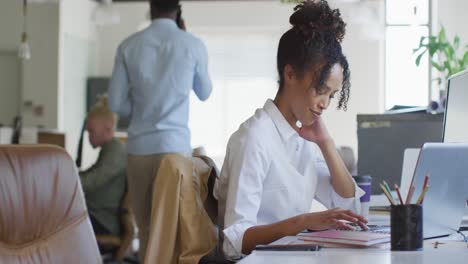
[[108, 18, 212, 155]]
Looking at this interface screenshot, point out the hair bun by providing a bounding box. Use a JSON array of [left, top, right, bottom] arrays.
[[289, 0, 346, 43]]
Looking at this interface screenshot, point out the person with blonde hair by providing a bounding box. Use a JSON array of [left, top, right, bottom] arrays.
[[80, 95, 127, 237]]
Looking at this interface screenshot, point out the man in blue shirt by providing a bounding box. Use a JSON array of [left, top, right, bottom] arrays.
[[108, 0, 212, 259]]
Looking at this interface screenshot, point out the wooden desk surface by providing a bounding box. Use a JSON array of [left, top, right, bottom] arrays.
[[37, 131, 65, 148]]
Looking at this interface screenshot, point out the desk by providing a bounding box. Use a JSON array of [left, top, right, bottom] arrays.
[[239, 240, 467, 264], [37, 130, 65, 148]]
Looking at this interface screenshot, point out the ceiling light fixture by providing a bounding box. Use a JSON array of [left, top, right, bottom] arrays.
[[18, 0, 31, 60]]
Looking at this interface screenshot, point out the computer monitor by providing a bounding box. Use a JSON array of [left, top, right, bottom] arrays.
[[443, 68, 468, 212], [443, 69, 468, 143]]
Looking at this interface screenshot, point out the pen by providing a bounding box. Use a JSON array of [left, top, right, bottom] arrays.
[[422, 174, 429, 192], [416, 185, 429, 205], [394, 184, 404, 205], [405, 185, 415, 205], [380, 183, 395, 205], [419, 174, 430, 204], [383, 181, 396, 203]]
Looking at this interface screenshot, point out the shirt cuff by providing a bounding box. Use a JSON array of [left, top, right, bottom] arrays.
[[222, 221, 252, 260], [331, 181, 365, 214]]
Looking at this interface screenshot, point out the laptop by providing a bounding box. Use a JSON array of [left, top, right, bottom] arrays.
[[410, 143, 468, 238], [368, 143, 468, 239]]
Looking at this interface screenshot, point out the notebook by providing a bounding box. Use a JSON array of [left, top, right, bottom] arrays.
[[297, 229, 390, 247]]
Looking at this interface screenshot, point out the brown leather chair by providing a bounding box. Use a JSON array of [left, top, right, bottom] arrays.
[[0, 145, 102, 263], [96, 191, 136, 262]]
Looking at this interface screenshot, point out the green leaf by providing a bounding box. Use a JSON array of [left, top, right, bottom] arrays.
[[444, 45, 455, 61], [413, 44, 426, 54], [439, 27, 446, 42], [414, 38, 427, 53], [454, 35, 460, 50], [431, 61, 444, 72], [415, 50, 427, 66], [418, 36, 425, 47], [413, 25, 468, 75], [444, 60, 453, 75], [428, 42, 440, 56]]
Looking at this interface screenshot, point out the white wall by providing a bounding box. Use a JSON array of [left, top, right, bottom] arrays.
[[0, 0, 60, 129], [0, 1, 23, 50], [0, 0, 98, 165], [437, 0, 468, 52], [59, 0, 98, 163], [95, 1, 385, 158], [0, 51, 20, 126]]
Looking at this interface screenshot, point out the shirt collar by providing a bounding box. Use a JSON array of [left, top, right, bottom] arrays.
[[150, 18, 178, 29], [263, 99, 298, 141]]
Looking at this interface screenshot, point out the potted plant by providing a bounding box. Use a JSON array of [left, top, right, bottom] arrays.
[[413, 26, 468, 101]]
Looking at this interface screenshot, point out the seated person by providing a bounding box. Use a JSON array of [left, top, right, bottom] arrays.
[[213, 0, 367, 260], [80, 96, 127, 236]]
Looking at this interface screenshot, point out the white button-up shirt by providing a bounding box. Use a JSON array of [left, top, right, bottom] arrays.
[[214, 99, 364, 259]]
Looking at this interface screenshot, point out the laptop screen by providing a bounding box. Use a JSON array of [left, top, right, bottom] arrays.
[[443, 69, 468, 143]]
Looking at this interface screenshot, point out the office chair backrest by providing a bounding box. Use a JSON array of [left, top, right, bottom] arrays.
[[196, 155, 219, 225], [10, 116, 22, 144], [76, 118, 87, 168], [0, 145, 101, 263], [145, 154, 218, 264]]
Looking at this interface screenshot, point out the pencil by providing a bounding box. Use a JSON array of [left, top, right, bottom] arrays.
[[422, 174, 430, 191], [416, 185, 429, 205], [394, 184, 404, 205], [419, 174, 430, 204], [405, 185, 415, 205], [380, 183, 395, 205], [405, 165, 419, 205], [383, 181, 396, 203]]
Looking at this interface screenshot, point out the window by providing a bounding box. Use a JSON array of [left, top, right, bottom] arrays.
[[385, 0, 431, 109], [188, 30, 280, 164]]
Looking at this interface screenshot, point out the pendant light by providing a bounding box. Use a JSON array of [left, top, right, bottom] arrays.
[[18, 0, 31, 60]]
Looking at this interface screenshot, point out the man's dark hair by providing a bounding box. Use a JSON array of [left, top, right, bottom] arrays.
[[151, 0, 180, 13], [277, 0, 350, 110]]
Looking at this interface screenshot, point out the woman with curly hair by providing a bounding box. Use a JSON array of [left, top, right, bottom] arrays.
[[214, 0, 368, 259]]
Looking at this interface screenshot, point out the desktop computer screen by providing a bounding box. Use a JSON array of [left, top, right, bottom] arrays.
[[443, 69, 468, 218], [443, 69, 468, 143]]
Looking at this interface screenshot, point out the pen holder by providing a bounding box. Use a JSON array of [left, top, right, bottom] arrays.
[[391, 204, 423, 251]]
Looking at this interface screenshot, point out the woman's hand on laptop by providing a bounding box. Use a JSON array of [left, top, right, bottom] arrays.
[[301, 208, 368, 231]]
